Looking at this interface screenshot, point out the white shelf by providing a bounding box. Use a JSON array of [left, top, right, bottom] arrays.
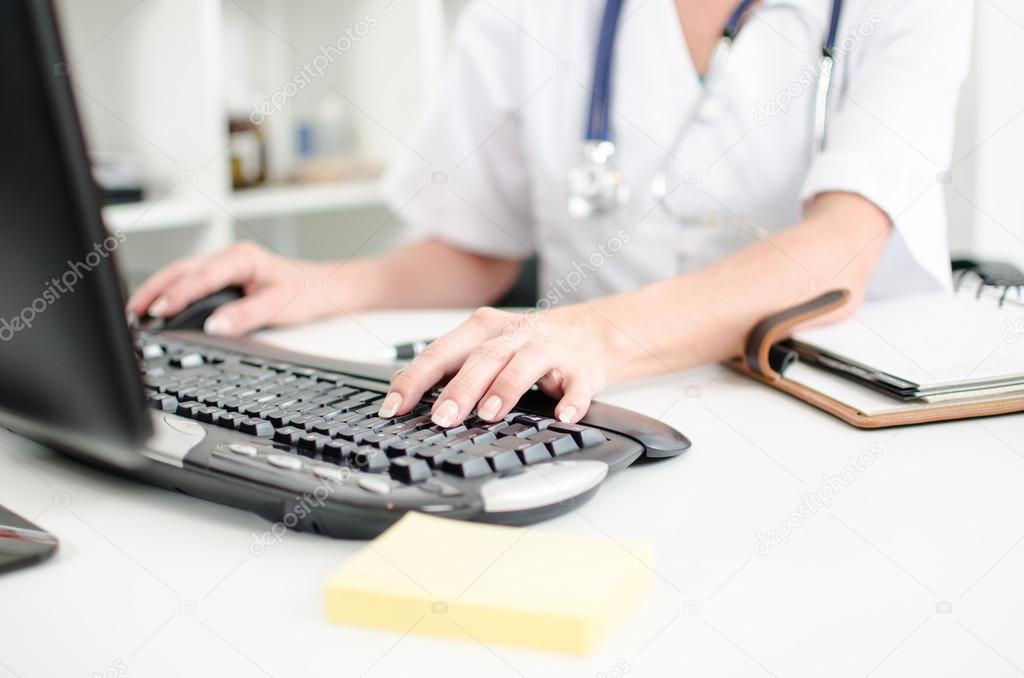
[[59, 0, 462, 269], [230, 180, 381, 221], [103, 198, 211, 233], [102, 181, 382, 233]]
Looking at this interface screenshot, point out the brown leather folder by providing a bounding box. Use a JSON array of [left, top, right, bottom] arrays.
[[728, 289, 1024, 428]]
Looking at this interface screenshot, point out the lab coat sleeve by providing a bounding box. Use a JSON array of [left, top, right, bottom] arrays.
[[799, 0, 974, 296], [378, 0, 536, 260]]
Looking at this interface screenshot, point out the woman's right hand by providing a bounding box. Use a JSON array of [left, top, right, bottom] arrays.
[[126, 241, 345, 337]]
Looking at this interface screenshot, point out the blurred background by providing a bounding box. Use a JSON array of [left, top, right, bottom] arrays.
[[55, 0, 1024, 289]]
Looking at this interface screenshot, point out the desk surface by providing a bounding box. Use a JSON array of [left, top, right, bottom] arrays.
[[2, 310, 1023, 678]]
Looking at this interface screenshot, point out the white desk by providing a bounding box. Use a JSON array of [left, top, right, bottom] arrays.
[[2, 310, 1023, 678]]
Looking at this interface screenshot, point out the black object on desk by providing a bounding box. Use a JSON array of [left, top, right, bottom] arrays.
[[0, 505, 58, 575], [952, 257, 1024, 306]]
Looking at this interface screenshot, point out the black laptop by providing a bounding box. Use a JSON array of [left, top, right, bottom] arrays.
[[0, 0, 689, 539]]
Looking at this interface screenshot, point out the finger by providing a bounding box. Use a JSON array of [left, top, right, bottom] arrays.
[[431, 339, 517, 426], [126, 257, 197, 316], [536, 368, 566, 399], [475, 345, 555, 423], [151, 247, 259, 318], [553, 373, 593, 424], [381, 308, 503, 418], [203, 289, 284, 336]]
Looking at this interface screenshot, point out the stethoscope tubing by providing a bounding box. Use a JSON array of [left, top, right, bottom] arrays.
[[586, 0, 844, 145], [573, 0, 845, 222]]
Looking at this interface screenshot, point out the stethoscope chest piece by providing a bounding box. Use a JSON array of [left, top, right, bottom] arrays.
[[567, 139, 630, 219]]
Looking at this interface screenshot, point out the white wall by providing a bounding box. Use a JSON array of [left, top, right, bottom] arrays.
[[946, 0, 1024, 267]]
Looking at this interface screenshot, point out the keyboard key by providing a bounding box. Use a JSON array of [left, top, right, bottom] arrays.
[[273, 426, 303, 445], [214, 411, 246, 430], [142, 374, 176, 392], [414, 446, 457, 468], [309, 393, 343, 406], [468, 429, 498, 444], [419, 478, 463, 496], [265, 409, 301, 427], [311, 464, 348, 482], [391, 414, 432, 427], [513, 414, 554, 430], [492, 436, 551, 464], [266, 453, 303, 471], [310, 421, 344, 437], [381, 439, 425, 458], [481, 420, 510, 433], [297, 433, 329, 456], [441, 452, 493, 478], [356, 475, 391, 494], [380, 417, 429, 435], [440, 436, 474, 452], [356, 417, 389, 431], [239, 418, 274, 437], [442, 424, 468, 437], [360, 433, 400, 449], [195, 406, 223, 423], [227, 443, 258, 457], [175, 401, 202, 417], [241, 402, 276, 417], [321, 440, 356, 463], [528, 430, 578, 456], [351, 446, 389, 472], [389, 456, 431, 483], [496, 423, 536, 438], [406, 429, 445, 445], [146, 392, 178, 412], [330, 424, 360, 442], [348, 391, 383, 403], [194, 390, 220, 404], [548, 422, 606, 448], [290, 414, 327, 431], [464, 443, 522, 472], [170, 353, 204, 369]]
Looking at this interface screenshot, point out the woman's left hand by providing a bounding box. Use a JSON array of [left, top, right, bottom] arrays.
[[378, 306, 616, 427]]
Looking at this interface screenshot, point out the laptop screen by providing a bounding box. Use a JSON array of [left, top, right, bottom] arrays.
[[0, 0, 150, 455]]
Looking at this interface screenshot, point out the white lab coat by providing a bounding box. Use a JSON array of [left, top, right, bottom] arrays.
[[381, 0, 973, 303]]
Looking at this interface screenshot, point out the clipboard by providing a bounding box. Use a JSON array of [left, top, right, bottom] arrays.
[[728, 289, 1024, 428]]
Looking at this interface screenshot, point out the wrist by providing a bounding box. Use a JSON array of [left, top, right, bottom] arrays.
[[580, 295, 646, 384], [324, 258, 381, 312], [556, 301, 633, 386]]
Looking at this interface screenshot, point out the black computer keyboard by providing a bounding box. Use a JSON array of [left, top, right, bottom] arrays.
[[135, 330, 690, 538]]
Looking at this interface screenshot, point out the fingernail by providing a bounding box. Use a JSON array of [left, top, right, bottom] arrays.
[[203, 315, 231, 336], [478, 395, 502, 421], [379, 392, 402, 418], [558, 406, 578, 423], [431, 399, 459, 428], [149, 297, 169, 317]]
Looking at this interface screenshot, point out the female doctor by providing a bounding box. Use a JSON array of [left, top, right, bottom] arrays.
[[128, 0, 972, 428]]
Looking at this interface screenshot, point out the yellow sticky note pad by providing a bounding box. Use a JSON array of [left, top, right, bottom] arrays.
[[324, 512, 651, 654]]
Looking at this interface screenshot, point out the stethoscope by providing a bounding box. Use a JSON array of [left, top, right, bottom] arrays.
[[567, 0, 845, 222]]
